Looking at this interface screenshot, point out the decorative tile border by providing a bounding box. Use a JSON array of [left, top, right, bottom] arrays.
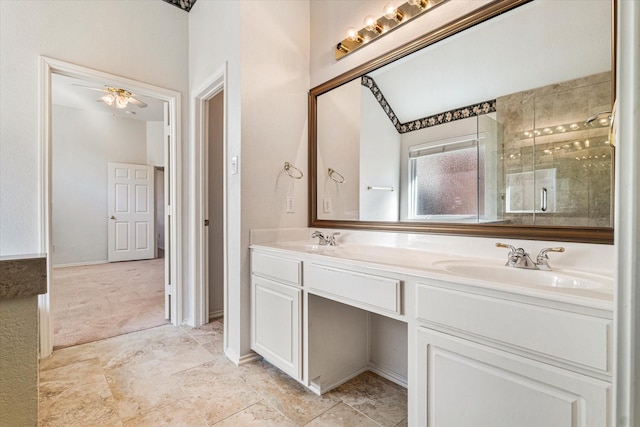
[[361, 75, 403, 132], [361, 75, 496, 134], [162, 0, 197, 12]]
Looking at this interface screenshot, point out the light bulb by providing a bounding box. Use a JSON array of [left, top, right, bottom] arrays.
[[346, 27, 363, 43], [115, 94, 128, 109], [101, 94, 115, 106], [383, 3, 396, 19], [408, 0, 428, 9], [383, 3, 403, 21], [364, 15, 376, 31]]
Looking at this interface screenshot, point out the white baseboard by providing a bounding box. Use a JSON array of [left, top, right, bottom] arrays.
[[309, 367, 369, 395], [309, 363, 407, 396], [209, 309, 223, 320], [53, 260, 109, 269], [367, 361, 408, 388], [237, 351, 262, 366], [224, 347, 240, 365]]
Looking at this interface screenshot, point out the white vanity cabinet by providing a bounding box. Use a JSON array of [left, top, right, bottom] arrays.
[[250, 251, 302, 380], [250, 247, 409, 394], [414, 280, 612, 427], [250, 241, 613, 427]]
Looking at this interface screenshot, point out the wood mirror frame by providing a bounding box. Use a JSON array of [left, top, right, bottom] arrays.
[[308, 0, 616, 245]]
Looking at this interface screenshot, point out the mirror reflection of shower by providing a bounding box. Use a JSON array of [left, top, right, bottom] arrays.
[[585, 110, 612, 127]]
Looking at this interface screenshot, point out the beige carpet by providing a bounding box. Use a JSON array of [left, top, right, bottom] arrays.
[[52, 258, 168, 349]]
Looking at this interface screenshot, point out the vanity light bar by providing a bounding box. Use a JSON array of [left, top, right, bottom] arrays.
[[336, 0, 449, 60]]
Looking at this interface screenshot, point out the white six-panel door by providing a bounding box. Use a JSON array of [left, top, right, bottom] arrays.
[[108, 162, 155, 262]]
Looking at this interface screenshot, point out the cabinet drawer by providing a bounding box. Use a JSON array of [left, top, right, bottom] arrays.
[[416, 283, 611, 372], [306, 264, 402, 315], [252, 251, 301, 285]]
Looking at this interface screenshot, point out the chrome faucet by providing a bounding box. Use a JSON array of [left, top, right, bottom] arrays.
[[311, 230, 340, 246], [496, 243, 564, 270], [535, 246, 566, 270]]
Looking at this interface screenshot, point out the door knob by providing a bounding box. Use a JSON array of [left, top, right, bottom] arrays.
[[109, 215, 116, 220]]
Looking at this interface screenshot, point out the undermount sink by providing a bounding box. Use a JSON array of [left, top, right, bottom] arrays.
[[271, 242, 446, 268], [439, 262, 613, 292], [273, 242, 332, 254]]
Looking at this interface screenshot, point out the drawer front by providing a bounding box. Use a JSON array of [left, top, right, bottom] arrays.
[[416, 283, 611, 372], [252, 251, 301, 285], [306, 263, 401, 315]]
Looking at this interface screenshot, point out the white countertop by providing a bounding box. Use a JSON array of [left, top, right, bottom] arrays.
[[251, 241, 614, 312]]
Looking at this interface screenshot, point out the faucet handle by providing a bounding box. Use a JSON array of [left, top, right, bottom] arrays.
[[537, 246, 565, 259], [496, 242, 528, 267], [496, 242, 525, 257], [537, 247, 565, 257], [326, 232, 340, 246], [311, 230, 326, 244], [496, 242, 517, 252], [536, 247, 565, 270]]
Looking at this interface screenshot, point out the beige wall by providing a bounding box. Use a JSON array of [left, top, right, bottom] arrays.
[[309, 1, 493, 87], [189, 0, 242, 355], [0, 296, 38, 426], [189, 0, 310, 358], [0, 0, 189, 258], [51, 105, 148, 266], [316, 79, 361, 220]]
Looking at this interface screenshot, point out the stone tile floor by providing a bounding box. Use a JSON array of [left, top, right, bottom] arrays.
[[39, 319, 407, 426]]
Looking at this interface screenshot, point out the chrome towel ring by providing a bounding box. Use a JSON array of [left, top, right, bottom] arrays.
[[284, 162, 303, 179], [328, 168, 346, 184]]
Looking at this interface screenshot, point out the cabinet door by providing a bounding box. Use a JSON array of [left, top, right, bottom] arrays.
[[416, 328, 610, 427], [251, 275, 302, 380]]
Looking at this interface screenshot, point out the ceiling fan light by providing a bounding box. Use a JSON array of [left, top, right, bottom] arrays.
[[101, 94, 115, 106], [115, 95, 129, 109]]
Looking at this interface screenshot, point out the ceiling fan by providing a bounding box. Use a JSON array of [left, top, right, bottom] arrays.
[[74, 84, 148, 109]]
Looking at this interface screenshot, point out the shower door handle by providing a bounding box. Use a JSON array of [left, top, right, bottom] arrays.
[[540, 188, 548, 212]]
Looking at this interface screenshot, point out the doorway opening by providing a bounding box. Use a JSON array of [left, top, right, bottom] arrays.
[[191, 66, 228, 355], [206, 92, 225, 322], [39, 57, 183, 357]]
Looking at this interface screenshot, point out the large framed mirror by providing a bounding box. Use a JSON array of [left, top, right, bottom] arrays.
[[309, 0, 615, 244]]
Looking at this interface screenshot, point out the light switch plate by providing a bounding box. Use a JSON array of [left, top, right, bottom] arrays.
[[230, 156, 238, 175], [323, 197, 332, 213], [286, 196, 295, 213]]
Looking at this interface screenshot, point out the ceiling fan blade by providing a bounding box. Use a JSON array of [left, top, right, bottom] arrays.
[[72, 83, 109, 93], [128, 97, 148, 108]]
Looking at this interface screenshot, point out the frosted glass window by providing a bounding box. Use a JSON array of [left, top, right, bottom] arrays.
[[410, 146, 484, 220]]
